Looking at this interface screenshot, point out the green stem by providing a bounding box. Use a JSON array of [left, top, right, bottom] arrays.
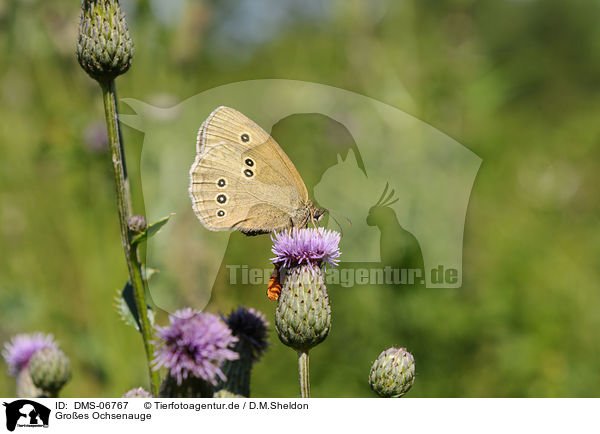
[[298, 351, 310, 398], [101, 80, 160, 396]]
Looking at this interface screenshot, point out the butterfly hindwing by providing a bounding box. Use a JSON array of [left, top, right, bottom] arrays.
[[189, 106, 310, 234]]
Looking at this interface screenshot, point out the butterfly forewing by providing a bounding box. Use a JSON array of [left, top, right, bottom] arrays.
[[189, 106, 310, 234]]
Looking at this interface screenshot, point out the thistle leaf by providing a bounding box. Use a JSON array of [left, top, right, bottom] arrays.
[[131, 213, 174, 246], [114, 282, 155, 332]]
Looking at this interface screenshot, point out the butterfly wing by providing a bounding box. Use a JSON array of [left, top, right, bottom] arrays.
[[189, 106, 310, 234]]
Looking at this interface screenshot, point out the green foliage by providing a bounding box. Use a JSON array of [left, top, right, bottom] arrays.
[[131, 214, 173, 246], [115, 265, 158, 333], [114, 283, 155, 333]]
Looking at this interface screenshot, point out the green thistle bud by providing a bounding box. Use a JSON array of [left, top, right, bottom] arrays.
[[275, 265, 331, 353], [369, 347, 415, 398], [77, 0, 134, 83], [16, 369, 45, 398], [122, 387, 152, 398], [28, 348, 72, 397], [213, 389, 244, 398]]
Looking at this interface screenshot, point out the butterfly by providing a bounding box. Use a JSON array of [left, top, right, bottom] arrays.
[[189, 106, 325, 235]]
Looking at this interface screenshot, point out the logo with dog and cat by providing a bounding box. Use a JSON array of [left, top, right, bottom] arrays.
[[2, 400, 50, 432]]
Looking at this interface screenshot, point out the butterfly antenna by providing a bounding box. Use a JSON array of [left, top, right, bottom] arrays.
[[331, 213, 344, 237], [326, 208, 352, 238], [328, 208, 352, 227]]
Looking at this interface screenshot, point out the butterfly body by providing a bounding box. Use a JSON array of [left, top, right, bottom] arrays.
[[189, 106, 324, 235]]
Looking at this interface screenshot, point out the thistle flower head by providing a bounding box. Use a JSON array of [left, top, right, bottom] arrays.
[[2, 333, 58, 377], [271, 228, 341, 268], [275, 265, 331, 352], [153, 308, 239, 386], [77, 0, 134, 82], [29, 348, 72, 396], [224, 307, 269, 362], [369, 347, 415, 398]]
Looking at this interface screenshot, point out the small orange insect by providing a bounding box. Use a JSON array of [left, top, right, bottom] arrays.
[[267, 265, 282, 301]]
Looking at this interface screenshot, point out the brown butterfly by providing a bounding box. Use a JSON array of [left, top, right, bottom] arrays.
[[189, 106, 325, 235]]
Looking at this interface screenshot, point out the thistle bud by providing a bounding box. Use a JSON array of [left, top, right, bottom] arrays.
[[127, 215, 147, 234], [77, 0, 134, 83], [270, 228, 340, 354], [28, 348, 72, 397], [122, 387, 152, 398], [369, 347, 415, 398], [275, 265, 331, 352]]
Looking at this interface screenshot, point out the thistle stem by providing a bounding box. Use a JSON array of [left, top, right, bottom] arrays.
[[100, 80, 160, 396], [297, 351, 310, 398]]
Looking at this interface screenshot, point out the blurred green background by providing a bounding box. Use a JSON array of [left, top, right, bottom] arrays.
[[1, 0, 600, 397]]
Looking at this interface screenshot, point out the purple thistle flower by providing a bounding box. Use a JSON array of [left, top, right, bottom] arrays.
[[152, 308, 239, 386], [122, 387, 152, 398], [2, 333, 59, 377], [271, 228, 341, 268], [224, 307, 269, 362]]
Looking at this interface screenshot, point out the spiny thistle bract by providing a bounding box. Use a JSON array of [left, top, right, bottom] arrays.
[[271, 228, 340, 353], [28, 348, 72, 396], [275, 265, 331, 352], [369, 347, 415, 398], [217, 307, 269, 397], [77, 0, 134, 83]]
